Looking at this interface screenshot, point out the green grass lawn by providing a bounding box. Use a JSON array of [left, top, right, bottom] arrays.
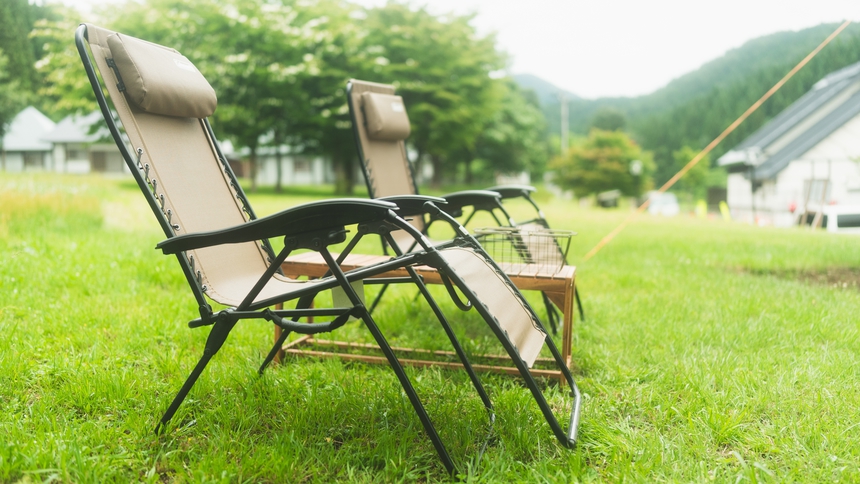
[[1, 173, 859, 483]]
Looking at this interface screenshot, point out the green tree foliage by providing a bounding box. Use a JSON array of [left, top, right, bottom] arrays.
[[282, 0, 376, 194], [588, 106, 626, 132], [99, 0, 515, 192], [468, 80, 550, 183], [22, 0, 543, 193], [0, 0, 38, 138], [0, 0, 38, 92], [31, 6, 98, 120], [671, 146, 710, 199], [362, 3, 505, 187], [550, 129, 654, 198], [0, 50, 28, 143]]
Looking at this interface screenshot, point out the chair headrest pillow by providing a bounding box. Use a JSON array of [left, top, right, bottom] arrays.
[[361, 92, 411, 141], [107, 33, 217, 118]]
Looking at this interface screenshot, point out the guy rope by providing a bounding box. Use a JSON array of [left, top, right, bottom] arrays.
[[582, 20, 853, 263]]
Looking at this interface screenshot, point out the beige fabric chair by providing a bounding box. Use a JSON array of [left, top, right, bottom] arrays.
[[347, 79, 585, 330], [76, 24, 581, 473]]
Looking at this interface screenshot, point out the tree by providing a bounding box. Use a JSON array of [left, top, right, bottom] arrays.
[[362, 3, 505, 187], [31, 6, 99, 120], [0, 50, 28, 145], [468, 80, 550, 183], [0, 0, 38, 92], [671, 146, 710, 199], [0, 0, 37, 138], [589, 106, 626, 132], [281, 0, 377, 194], [550, 129, 654, 198]]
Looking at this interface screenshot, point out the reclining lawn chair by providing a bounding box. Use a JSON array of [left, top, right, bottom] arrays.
[[346, 79, 585, 331], [76, 24, 581, 473]]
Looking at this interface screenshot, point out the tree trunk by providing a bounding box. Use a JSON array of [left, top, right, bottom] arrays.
[[464, 152, 473, 185], [274, 146, 283, 193], [430, 154, 443, 189], [333, 152, 354, 195], [249, 146, 258, 192], [413, 148, 424, 187]]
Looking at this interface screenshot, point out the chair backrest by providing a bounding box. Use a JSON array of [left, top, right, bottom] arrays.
[[79, 24, 273, 306], [347, 79, 430, 246], [347, 79, 419, 199]]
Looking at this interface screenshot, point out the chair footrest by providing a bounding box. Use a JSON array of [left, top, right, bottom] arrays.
[[281, 337, 569, 381]]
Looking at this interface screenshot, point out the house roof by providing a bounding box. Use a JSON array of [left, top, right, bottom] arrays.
[[2, 106, 55, 152], [42, 111, 109, 144], [718, 61, 860, 181]]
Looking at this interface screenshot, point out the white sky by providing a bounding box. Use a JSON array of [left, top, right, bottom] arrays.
[[64, 0, 858, 99], [359, 0, 858, 99]]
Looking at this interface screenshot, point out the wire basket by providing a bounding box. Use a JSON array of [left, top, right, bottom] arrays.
[[474, 225, 574, 275]]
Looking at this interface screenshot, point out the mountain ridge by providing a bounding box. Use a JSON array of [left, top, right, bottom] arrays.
[[511, 73, 579, 106]]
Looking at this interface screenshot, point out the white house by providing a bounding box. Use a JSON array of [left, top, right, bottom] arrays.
[[1, 106, 56, 171], [1, 107, 125, 175], [718, 61, 860, 227], [41, 110, 126, 175], [3, 106, 343, 187], [236, 145, 334, 187]]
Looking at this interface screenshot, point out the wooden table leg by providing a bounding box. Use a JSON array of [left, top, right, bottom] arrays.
[[562, 275, 574, 370], [273, 302, 285, 365], [541, 272, 575, 384]]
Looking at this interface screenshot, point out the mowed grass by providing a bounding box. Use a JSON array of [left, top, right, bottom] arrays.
[[1, 172, 859, 482]]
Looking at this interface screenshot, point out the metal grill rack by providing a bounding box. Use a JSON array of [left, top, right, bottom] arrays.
[[474, 226, 574, 276]]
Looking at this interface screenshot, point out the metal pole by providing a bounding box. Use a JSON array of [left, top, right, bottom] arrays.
[[750, 165, 756, 224], [560, 93, 568, 154]]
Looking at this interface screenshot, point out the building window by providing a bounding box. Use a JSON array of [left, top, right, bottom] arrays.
[[67, 149, 86, 160], [294, 158, 311, 174], [90, 151, 107, 172], [23, 152, 44, 169], [803, 179, 832, 204]]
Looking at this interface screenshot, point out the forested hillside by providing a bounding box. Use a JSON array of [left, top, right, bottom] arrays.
[[527, 23, 860, 185]]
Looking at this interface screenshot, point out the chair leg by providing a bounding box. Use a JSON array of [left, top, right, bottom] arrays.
[[425, 241, 583, 448], [259, 328, 291, 375], [465, 307, 582, 448], [318, 248, 457, 473], [542, 292, 560, 335], [574, 287, 585, 322], [407, 266, 494, 413], [358, 309, 457, 474], [408, 269, 498, 465], [155, 316, 235, 433]]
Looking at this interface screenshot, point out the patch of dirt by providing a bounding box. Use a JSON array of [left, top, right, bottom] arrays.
[[744, 267, 860, 289]]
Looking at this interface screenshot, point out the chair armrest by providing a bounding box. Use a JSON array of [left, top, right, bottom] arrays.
[[156, 198, 397, 254], [378, 195, 447, 216], [484, 184, 536, 200], [439, 190, 502, 215]]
